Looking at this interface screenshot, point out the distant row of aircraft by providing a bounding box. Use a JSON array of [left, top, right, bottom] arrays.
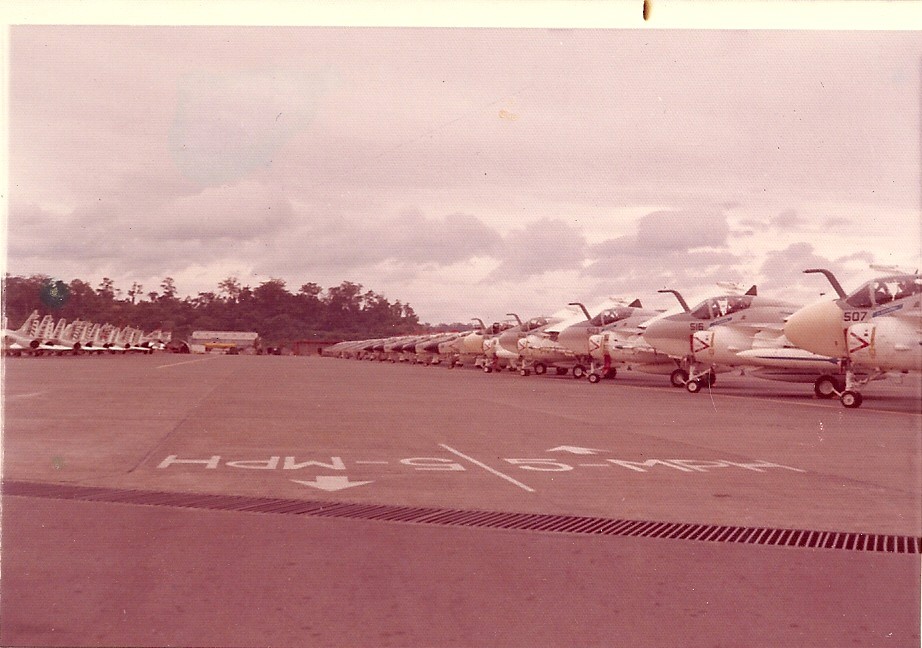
[[2, 312, 171, 356], [324, 266, 922, 409]]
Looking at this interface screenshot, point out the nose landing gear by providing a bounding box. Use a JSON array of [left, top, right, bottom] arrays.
[[815, 365, 882, 408]]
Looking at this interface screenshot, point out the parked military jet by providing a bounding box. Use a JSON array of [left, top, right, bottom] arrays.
[[462, 319, 516, 372], [641, 284, 842, 393], [557, 299, 675, 383], [498, 307, 582, 376], [784, 268, 922, 408], [2, 311, 43, 355]]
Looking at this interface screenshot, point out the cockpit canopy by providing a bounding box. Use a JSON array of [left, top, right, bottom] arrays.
[[688, 295, 754, 320], [589, 307, 635, 327], [522, 317, 549, 332], [488, 322, 513, 335], [845, 274, 921, 308]]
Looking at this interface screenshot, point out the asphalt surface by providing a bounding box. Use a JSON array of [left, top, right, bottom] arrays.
[[2, 354, 920, 647]]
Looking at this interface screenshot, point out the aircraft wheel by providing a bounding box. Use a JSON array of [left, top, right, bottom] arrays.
[[670, 369, 688, 387], [604, 368, 617, 380], [587, 372, 601, 384], [483, 365, 492, 373], [841, 391, 863, 408], [555, 367, 568, 376], [572, 365, 586, 379], [686, 379, 704, 394], [519, 368, 530, 376], [813, 375, 839, 399], [534, 363, 547, 375]]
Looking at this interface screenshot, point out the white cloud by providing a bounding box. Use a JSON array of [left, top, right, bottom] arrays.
[[7, 27, 920, 323]]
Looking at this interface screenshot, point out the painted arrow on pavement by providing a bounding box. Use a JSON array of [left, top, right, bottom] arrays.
[[291, 476, 374, 491], [546, 446, 605, 455]]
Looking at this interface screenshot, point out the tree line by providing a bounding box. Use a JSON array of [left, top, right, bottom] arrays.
[[2, 274, 424, 347]]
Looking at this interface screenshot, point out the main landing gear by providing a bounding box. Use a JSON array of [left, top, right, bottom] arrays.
[[516, 360, 542, 376], [670, 369, 688, 388], [813, 375, 845, 399]]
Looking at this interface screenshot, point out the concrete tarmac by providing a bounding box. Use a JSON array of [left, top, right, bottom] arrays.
[[2, 354, 920, 647]]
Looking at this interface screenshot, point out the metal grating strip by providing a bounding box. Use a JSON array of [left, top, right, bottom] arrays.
[[3, 480, 918, 556]]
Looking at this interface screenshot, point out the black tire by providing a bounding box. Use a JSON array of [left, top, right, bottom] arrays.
[[483, 365, 492, 373], [604, 368, 617, 380], [572, 365, 585, 379], [555, 367, 568, 376], [841, 391, 863, 408], [686, 379, 703, 394], [534, 363, 547, 375], [588, 373, 601, 384], [670, 369, 688, 387], [813, 375, 839, 399], [519, 368, 530, 376]]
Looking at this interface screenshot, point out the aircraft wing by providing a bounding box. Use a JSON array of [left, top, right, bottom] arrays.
[[727, 321, 785, 333]]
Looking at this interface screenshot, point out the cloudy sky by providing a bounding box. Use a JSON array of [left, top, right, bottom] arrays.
[[6, 10, 921, 323]]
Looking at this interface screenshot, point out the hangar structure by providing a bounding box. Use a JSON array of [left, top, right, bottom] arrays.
[[189, 330, 260, 355]]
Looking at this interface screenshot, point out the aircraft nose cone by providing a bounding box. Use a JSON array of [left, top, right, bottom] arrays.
[[462, 332, 483, 355], [784, 300, 844, 357], [557, 326, 587, 355], [498, 330, 520, 355], [640, 319, 669, 350]]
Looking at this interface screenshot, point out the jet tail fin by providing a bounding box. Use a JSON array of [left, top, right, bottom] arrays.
[[628, 299, 643, 309], [37, 315, 55, 339], [745, 285, 757, 296], [14, 310, 40, 335]]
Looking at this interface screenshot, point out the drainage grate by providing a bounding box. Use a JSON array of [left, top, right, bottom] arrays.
[[4, 480, 919, 555]]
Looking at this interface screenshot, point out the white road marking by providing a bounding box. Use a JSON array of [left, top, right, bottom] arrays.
[[5, 391, 47, 400], [156, 356, 222, 369], [291, 476, 373, 491], [439, 444, 535, 492], [547, 446, 605, 455]]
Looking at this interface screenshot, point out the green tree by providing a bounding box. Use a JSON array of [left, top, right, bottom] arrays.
[[160, 277, 178, 300], [127, 282, 143, 304], [218, 276, 242, 303], [2, 273, 426, 347], [97, 277, 115, 301]]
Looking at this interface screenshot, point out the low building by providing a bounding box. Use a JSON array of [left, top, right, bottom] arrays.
[[293, 339, 341, 356], [189, 331, 260, 354]]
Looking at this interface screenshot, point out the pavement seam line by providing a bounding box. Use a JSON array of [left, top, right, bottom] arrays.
[[438, 444, 536, 493], [126, 368, 234, 474]]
